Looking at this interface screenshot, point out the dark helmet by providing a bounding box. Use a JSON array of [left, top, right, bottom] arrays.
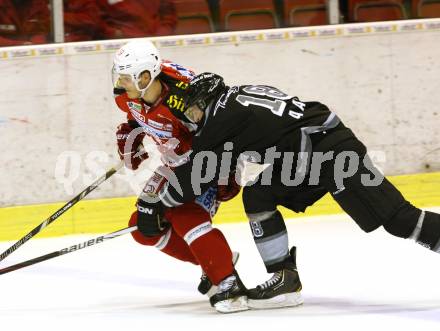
[[168, 72, 226, 124], [186, 72, 226, 108]]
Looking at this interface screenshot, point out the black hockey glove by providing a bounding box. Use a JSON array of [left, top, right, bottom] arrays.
[[186, 72, 226, 110], [136, 199, 169, 237]]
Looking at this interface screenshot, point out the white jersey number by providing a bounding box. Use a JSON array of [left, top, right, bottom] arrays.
[[236, 86, 306, 119]]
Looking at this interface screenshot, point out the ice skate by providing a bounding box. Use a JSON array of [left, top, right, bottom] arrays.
[[209, 271, 248, 313], [198, 251, 239, 298], [248, 247, 303, 309]]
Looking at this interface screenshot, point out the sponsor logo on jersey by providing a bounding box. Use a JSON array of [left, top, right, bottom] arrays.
[[130, 109, 146, 123], [147, 119, 173, 132], [147, 119, 163, 129], [132, 121, 168, 141], [127, 101, 142, 113], [166, 95, 186, 112], [129, 110, 172, 139], [156, 113, 174, 128], [175, 81, 189, 90], [195, 186, 218, 216], [143, 124, 173, 139]]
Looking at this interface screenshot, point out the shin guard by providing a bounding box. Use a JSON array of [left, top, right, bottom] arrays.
[[248, 210, 290, 273]]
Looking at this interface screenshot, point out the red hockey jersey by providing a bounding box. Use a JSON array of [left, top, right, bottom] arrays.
[[114, 62, 196, 166]]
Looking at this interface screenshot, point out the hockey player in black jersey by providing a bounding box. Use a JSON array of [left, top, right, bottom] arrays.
[[142, 72, 440, 310]]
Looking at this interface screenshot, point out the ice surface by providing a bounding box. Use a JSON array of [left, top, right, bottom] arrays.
[[1, 209, 440, 331]]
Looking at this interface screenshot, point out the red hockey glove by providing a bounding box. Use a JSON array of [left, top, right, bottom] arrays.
[[217, 173, 241, 202], [116, 123, 148, 170]]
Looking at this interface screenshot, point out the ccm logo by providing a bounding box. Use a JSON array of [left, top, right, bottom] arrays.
[[138, 205, 154, 214]]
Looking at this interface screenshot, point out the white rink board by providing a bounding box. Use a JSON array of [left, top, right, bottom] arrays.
[[0, 20, 440, 206], [1, 210, 440, 331]]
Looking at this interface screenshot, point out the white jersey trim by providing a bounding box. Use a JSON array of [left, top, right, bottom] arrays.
[[183, 221, 212, 246]]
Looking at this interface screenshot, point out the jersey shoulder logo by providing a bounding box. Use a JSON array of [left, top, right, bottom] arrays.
[[127, 101, 142, 113], [161, 61, 195, 81]]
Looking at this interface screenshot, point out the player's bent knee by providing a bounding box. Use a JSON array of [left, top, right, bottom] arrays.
[[382, 203, 421, 238], [167, 202, 212, 237], [128, 210, 164, 246]]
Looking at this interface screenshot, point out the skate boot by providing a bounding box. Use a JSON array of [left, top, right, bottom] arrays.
[[209, 271, 249, 313], [198, 251, 239, 298], [248, 247, 303, 309]]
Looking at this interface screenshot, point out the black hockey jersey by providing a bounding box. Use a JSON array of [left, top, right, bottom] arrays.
[[160, 84, 355, 207]]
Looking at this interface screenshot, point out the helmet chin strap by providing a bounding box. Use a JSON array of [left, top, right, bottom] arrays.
[[135, 78, 153, 98], [133, 70, 156, 98]]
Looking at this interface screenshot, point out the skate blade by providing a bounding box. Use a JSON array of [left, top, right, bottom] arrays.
[[248, 292, 304, 310], [232, 251, 240, 265], [214, 296, 249, 313]]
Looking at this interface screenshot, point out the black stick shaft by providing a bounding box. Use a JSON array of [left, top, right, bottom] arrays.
[[0, 226, 137, 275], [0, 161, 124, 262]]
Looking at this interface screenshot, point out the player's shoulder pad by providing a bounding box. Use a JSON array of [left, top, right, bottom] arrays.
[[161, 60, 195, 83]]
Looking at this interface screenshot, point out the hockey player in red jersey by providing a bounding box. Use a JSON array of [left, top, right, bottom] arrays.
[[111, 40, 246, 313]]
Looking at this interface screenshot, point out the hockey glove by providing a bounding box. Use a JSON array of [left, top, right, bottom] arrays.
[[116, 123, 148, 170], [217, 173, 241, 202], [136, 199, 169, 237]]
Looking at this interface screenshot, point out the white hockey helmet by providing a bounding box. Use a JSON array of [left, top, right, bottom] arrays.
[[112, 39, 162, 96]]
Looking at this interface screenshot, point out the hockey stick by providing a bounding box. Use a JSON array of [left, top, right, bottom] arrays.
[[0, 226, 137, 275], [0, 160, 124, 262]]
